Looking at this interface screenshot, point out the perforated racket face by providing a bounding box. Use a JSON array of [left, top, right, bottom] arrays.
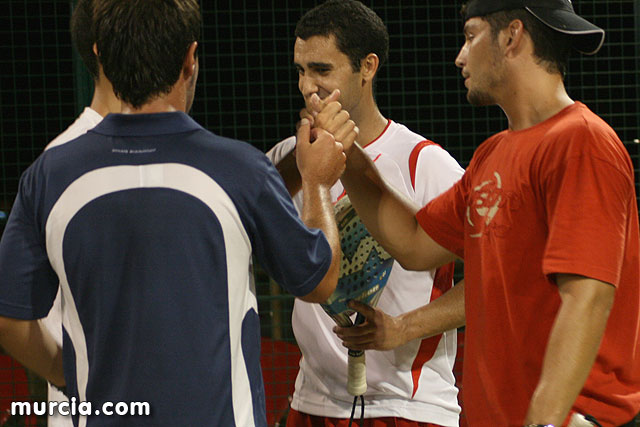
[[321, 196, 393, 323]]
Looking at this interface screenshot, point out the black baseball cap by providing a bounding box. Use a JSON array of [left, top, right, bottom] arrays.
[[463, 0, 605, 55]]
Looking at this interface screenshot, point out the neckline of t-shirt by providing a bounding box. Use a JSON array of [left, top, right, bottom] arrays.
[[96, 111, 200, 136], [504, 101, 582, 136], [362, 119, 392, 150]]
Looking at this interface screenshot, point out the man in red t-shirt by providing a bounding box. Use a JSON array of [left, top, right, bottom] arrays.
[[325, 1, 640, 426]]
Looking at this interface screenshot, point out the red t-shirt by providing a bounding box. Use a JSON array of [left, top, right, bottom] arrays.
[[417, 102, 640, 426]]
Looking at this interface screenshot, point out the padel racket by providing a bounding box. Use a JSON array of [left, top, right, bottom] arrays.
[[320, 194, 394, 396]]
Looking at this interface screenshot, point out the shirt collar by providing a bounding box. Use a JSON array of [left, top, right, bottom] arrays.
[[91, 111, 202, 137]]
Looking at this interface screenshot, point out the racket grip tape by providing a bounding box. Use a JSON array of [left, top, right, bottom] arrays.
[[346, 313, 367, 396], [347, 349, 366, 396]]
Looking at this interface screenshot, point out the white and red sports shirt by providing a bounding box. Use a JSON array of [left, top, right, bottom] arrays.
[[266, 120, 464, 426]]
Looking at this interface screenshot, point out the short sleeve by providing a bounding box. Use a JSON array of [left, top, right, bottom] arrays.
[[416, 173, 469, 259], [0, 167, 58, 319], [542, 153, 634, 286], [412, 144, 464, 207], [265, 136, 296, 165], [248, 161, 332, 297]]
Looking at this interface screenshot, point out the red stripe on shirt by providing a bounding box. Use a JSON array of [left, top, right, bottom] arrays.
[[410, 262, 455, 398], [408, 140, 442, 190]]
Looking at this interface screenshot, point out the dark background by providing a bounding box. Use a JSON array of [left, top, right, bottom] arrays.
[[1, 1, 638, 217], [0, 1, 638, 425]]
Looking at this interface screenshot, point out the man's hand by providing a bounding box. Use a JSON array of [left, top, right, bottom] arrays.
[[334, 281, 466, 351], [334, 300, 405, 351], [296, 89, 340, 130], [289, 90, 346, 161], [296, 119, 346, 188], [305, 90, 358, 153], [297, 106, 315, 129]]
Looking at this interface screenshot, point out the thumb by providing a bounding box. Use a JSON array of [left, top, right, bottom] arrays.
[[296, 118, 311, 150], [326, 88, 340, 103], [309, 94, 323, 113], [348, 300, 374, 318], [299, 108, 315, 127], [309, 89, 341, 113]]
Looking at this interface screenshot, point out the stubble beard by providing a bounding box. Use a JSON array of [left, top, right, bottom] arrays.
[[467, 88, 496, 106], [466, 45, 503, 107]]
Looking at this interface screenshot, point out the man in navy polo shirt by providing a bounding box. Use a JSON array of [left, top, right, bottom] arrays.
[[0, 1, 356, 426]]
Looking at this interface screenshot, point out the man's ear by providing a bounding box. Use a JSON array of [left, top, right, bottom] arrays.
[[93, 42, 99, 56], [183, 41, 198, 79], [503, 19, 526, 57], [360, 53, 380, 85]]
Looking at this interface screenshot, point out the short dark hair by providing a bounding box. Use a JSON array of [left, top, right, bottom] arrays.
[[461, 2, 572, 76], [94, 0, 201, 108], [70, 0, 98, 79], [295, 0, 389, 73]]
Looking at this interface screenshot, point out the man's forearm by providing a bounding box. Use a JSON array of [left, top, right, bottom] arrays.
[[341, 145, 420, 264], [299, 181, 341, 303], [524, 275, 615, 425], [336, 280, 465, 351], [0, 317, 64, 387], [399, 279, 465, 343], [301, 181, 338, 245], [341, 143, 455, 271]]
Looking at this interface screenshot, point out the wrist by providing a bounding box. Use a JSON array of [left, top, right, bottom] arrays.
[[344, 144, 368, 172], [396, 312, 419, 344], [300, 177, 331, 192]]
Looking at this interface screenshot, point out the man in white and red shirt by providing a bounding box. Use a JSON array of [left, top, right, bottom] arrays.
[[267, 1, 464, 426]]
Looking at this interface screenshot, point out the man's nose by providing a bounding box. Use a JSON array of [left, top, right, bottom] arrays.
[[455, 45, 467, 69], [299, 74, 318, 97]]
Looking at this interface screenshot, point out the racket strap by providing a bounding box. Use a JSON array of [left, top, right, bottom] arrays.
[[348, 395, 364, 427]]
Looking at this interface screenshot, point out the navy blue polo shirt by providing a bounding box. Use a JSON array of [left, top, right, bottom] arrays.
[[0, 112, 331, 426]]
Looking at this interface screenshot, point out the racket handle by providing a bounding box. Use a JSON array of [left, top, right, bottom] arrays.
[[347, 313, 367, 396], [347, 349, 366, 396]]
